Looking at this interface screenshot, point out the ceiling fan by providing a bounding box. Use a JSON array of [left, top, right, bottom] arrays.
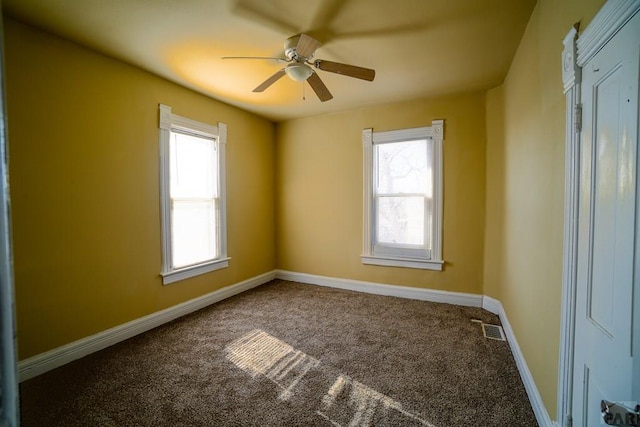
[[222, 33, 375, 102]]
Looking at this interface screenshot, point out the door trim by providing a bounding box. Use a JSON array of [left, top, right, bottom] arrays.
[[558, 2, 640, 426], [576, 1, 640, 67], [0, 12, 19, 426], [559, 23, 580, 427]]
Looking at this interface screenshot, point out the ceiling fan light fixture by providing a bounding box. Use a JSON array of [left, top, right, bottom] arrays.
[[285, 63, 313, 81]]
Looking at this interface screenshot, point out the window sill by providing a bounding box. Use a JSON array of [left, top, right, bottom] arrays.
[[361, 255, 444, 271], [161, 257, 230, 285]]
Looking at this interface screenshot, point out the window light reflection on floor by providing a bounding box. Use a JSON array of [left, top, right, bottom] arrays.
[[224, 329, 433, 426]]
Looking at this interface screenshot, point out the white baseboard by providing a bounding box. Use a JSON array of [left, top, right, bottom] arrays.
[[487, 297, 555, 427], [481, 295, 502, 315], [18, 270, 277, 382], [275, 270, 484, 307]]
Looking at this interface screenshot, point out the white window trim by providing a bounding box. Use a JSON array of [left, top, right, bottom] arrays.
[[159, 104, 229, 285], [361, 120, 444, 271]]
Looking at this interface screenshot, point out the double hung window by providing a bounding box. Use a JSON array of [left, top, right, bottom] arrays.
[[362, 120, 444, 270], [159, 104, 228, 284]]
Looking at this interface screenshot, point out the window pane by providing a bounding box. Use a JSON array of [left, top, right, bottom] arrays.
[[376, 196, 425, 245], [171, 199, 217, 268], [376, 140, 430, 194], [170, 132, 217, 198]]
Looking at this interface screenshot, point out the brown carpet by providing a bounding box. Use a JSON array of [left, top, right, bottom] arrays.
[[20, 280, 538, 426]]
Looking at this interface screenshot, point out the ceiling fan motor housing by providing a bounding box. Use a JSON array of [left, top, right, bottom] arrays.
[[284, 35, 314, 61]]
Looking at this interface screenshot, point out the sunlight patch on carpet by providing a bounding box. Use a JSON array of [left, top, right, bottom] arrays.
[[317, 375, 433, 426], [225, 329, 433, 426], [225, 329, 320, 400]]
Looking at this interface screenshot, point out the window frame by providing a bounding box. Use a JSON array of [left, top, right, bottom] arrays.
[[158, 104, 229, 285], [361, 120, 444, 271]]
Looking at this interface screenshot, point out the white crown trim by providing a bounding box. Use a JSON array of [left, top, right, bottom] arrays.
[[576, 1, 640, 66]]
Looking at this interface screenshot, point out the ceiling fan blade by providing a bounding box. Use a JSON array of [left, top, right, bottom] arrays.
[[253, 69, 286, 92], [222, 56, 288, 63], [232, 2, 299, 36], [296, 33, 321, 58], [307, 72, 333, 102], [314, 60, 375, 81]]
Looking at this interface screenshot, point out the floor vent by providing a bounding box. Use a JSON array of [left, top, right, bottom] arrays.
[[482, 323, 506, 341]]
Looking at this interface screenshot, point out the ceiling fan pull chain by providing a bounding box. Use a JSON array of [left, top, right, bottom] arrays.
[[302, 81, 306, 101]]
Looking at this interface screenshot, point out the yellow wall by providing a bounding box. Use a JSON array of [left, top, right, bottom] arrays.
[[6, 0, 614, 420], [483, 0, 605, 416], [276, 93, 486, 294], [5, 18, 276, 359]]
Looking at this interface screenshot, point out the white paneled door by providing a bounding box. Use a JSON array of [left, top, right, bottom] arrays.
[[572, 10, 640, 427]]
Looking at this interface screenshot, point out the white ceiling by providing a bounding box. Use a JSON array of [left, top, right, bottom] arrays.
[[3, 0, 536, 122]]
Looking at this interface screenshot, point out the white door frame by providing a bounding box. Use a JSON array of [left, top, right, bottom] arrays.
[[558, 2, 640, 426], [0, 12, 19, 427]]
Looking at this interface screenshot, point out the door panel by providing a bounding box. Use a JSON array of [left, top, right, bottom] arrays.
[[588, 61, 633, 341], [573, 10, 639, 427], [588, 61, 633, 338]]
